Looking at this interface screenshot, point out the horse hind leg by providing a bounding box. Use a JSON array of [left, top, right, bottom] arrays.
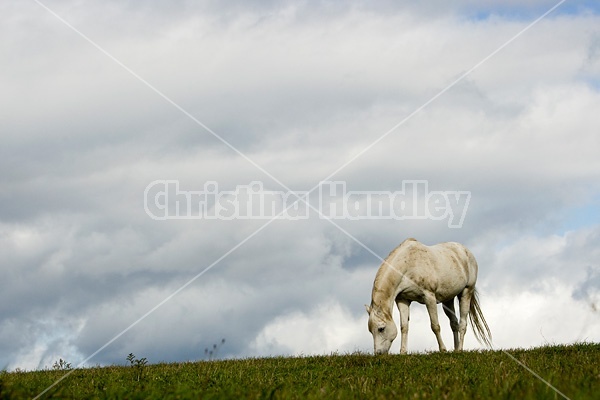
[[424, 293, 446, 352], [442, 299, 460, 351], [457, 288, 474, 351]]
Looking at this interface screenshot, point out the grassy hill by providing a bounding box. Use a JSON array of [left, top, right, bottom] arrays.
[[1, 343, 598, 399]]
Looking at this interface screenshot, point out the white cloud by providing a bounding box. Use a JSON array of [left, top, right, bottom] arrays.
[[250, 300, 369, 356], [4, 316, 86, 371], [484, 286, 600, 349]]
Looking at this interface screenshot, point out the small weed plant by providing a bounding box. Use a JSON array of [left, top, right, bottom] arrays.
[[126, 353, 148, 382], [51, 359, 72, 371]]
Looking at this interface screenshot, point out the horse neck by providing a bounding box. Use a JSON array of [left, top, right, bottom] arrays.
[[371, 266, 402, 316]]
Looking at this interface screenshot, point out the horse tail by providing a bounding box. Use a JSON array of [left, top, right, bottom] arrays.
[[469, 288, 493, 348]]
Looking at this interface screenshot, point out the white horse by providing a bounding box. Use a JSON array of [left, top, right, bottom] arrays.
[[366, 238, 492, 354]]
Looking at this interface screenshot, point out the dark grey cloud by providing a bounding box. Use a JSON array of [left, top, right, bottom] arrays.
[[573, 265, 600, 304]]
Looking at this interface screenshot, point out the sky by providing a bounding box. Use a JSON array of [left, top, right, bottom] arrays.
[[1, 0, 600, 371]]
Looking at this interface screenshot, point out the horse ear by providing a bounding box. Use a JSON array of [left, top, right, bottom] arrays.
[[365, 304, 371, 314]]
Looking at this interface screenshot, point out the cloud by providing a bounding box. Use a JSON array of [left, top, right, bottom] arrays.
[[1, 1, 600, 371], [250, 300, 368, 356], [572, 265, 600, 311]]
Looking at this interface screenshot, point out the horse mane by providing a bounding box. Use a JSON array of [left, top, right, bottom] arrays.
[[371, 238, 420, 311], [381, 238, 418, 263]]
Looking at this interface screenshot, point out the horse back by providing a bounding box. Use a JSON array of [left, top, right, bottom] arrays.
[[390, 240, 478, 302]]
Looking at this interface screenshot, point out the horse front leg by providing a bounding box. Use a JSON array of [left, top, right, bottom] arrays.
[[396, 299, 411, 354], [424, 293, 446, 352]]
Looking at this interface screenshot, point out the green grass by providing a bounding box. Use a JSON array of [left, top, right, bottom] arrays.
[[1, 343, 598, 399]]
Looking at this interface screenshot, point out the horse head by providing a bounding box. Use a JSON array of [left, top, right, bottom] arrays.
[[365, 304, 397, 355]]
